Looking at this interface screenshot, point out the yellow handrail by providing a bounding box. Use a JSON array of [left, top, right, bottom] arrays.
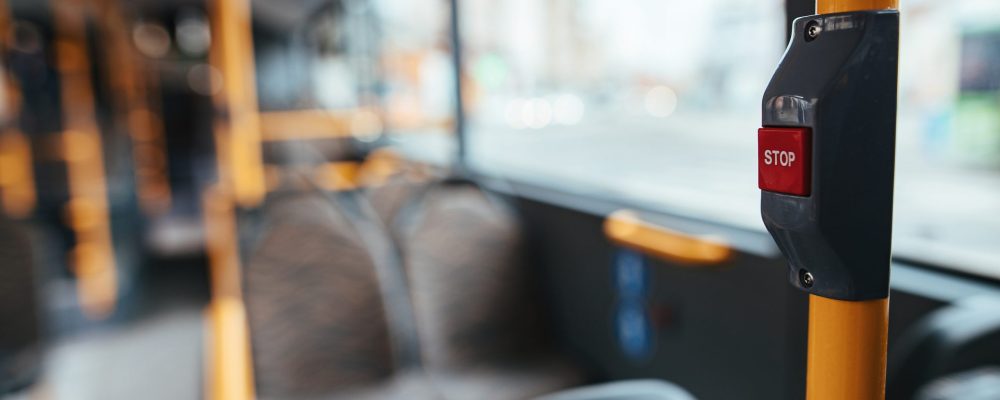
[[604, 210, 732, 266], [259, 109, 366, 142]]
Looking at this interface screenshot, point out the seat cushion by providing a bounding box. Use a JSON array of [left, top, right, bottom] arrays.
[[328, 356, 583, 400]]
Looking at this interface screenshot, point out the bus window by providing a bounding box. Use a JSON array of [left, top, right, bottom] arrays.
[[892, 0, 1000, 274], [459, 0, 785, 225], [458, 0, 1000, 278]]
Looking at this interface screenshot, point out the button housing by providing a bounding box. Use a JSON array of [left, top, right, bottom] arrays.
[[759, 11, 897, 301]]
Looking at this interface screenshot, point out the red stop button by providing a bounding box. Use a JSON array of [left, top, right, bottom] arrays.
[[758, 127, 811, 196]]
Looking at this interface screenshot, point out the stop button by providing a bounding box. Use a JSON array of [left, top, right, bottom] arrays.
[[758, 127, 811, 196]]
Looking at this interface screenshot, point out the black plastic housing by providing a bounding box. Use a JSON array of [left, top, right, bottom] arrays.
[[761, 11, 899, 301]]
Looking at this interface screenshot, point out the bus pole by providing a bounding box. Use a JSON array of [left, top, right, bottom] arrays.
[[759, 1, 899, 399]]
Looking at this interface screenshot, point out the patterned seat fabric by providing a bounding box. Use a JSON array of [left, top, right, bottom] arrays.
[[243, 192, 394, 398], [365, 173, 424, 228], [0, 216, 42, 394], [388, 181, 584, 398], [246, 178, 582, 399]]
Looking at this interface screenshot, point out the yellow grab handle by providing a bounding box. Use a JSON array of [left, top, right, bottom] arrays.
[[259, 109, 383, 142], [604, 209, 732, 266], [817, 0, 898, 14]]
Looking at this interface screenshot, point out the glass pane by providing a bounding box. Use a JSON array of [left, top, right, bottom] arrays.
[[461, 0, 1000, 271], [462, 0, 786, 226], [373, 0, 457, 160], [893, 0, 1000, 269]]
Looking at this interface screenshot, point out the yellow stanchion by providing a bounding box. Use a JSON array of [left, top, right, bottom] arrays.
[[0, 0, 36, 218], [202, 186, 242, 299], [806, 295, 889, 400], [0, 132, 36, 217], [204, 298, 256, 400], [202, 185, 256, 400], [203, 0, 262, 393], [209, 0, 265, 207], [804, 2, 897, 400]]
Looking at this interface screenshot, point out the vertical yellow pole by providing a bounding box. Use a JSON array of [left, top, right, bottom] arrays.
[[208, 0, 265, 207], [203, 1, 258, 398], [202, 186, 243, 301], [53, 0, 118, 319], [202, 185, 256, 400], [805, 3, 896, 400], [205, 298, 256, 400], [0, 0, 36, 218], [806, 296, 889, 400], [0, 133, 35, 217]]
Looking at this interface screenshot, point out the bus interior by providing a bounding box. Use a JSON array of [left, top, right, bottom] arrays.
[[1, 0, 1000, 399]]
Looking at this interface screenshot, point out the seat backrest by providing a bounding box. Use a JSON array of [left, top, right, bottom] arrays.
[[389, 180, 547, 370], [0, 215, 42, 394], [242, 191, 396, 397]]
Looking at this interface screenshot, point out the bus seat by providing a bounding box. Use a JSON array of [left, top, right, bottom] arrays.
[[536, 379, 697, 400], [887, 296, 1000, 400], [386, 178, 584, 396], [913, 367, 1000, 400], [365, 172, 424, 228], [327, 357, 583, 400], [244, 172, 582, 399], [242, 191, 395, 398], [0, 215, 42, 395]]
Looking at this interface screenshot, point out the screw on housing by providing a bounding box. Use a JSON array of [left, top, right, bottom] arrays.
[[805, 20, 822, 41], [800, 270, 815, 288]]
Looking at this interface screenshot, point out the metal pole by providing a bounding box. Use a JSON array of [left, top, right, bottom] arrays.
[[804, 3, 896, 400], [209, 0, 266, 207], [806, 295, 889, 400], [203, 2, 258, 397], [447, 0, 467, 171], [0, 0, 36, 218]]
